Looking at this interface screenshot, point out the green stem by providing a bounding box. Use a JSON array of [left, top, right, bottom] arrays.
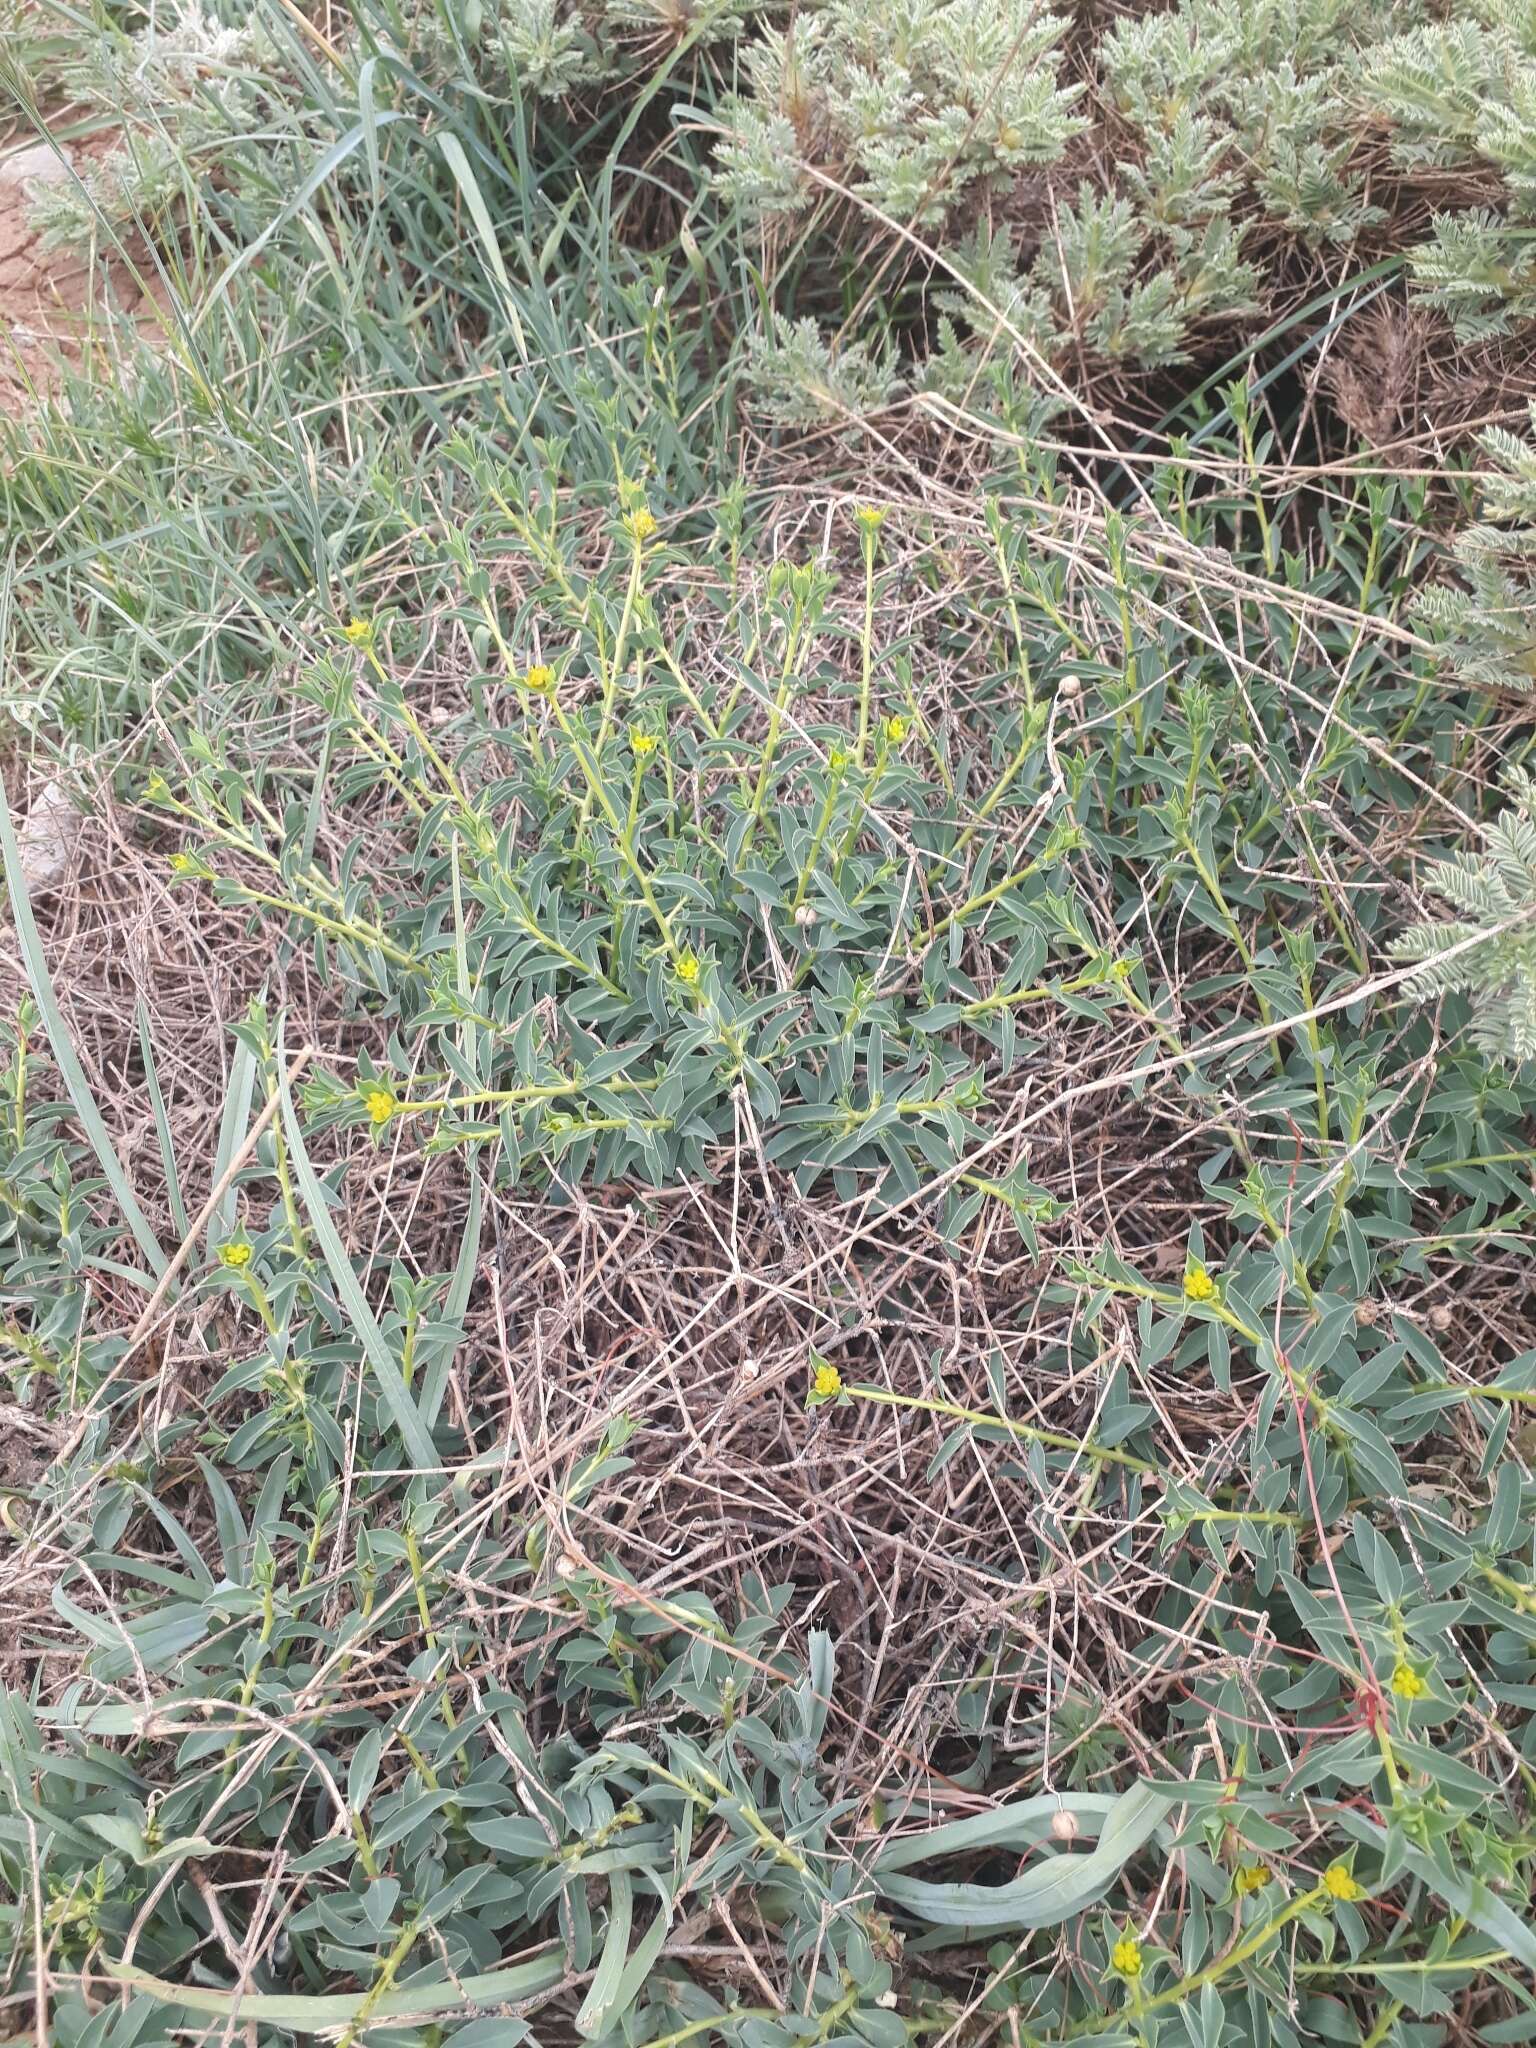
[[844, 1383, 1155, 1475]]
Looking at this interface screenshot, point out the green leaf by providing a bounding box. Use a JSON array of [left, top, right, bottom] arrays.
[[276, 1037, 439, 1473], [872, 1784, 1173, 1931]]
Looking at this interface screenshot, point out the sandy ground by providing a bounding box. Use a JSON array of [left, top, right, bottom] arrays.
[[0, 134, 158, 416]]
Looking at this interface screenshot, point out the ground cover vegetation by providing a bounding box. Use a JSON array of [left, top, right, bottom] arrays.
[[3, 2, 1536, 2044]]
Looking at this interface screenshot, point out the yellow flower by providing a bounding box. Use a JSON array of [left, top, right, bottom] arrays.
[[675, 953, 701, 985], [1322, 1862, 1364, 1903], [342, 617, 374, 646], [218, 1241, 252, 1270], [168, 853, 198, 877], [1390, 1662, 1429, 1701], [631, 731, 658, 758], [1109, 1936, 1142, 1978], [812, 1360, 843, 1399], [855, 504, 888, 533], [522, 663, 557, 695], [882, 714, 908, 744], [623, 506, 658, 543], [1184, 1262, 1218, 1302], [828, 746, 851, 773], [1233, 1864, 1271, 1896], [363, 1087, 396, 1126]]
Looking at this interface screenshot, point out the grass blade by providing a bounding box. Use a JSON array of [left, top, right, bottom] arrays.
[[276, 1034, 439, 1473], [437, 131, 528, 362], [207, 1024, 259, 1250], [137, 1000, 189, 1241], [105, 1949, 563, 2024]]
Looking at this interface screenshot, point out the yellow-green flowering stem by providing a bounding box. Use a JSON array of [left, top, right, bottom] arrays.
[[227, 886, 424, 976], [392, 1077, 659, 1118], [1359, 2000, 1404, 2048], [554, 1115, 671, 1135], [403, 1527, 466, 1757], [345, 719, 430, 817], [274, 1506, 332, 1672], [503, 904, 627, 998], [1128, 1888, 1325, 2026], [826, 768, 877, 901], [546, 701, 682, 960], [957, 968, 1123, 1021], [1050, 1892, 1332, 2042], [1424, 1381, 1536, 1406], [611, 1751, 812, 1878], [1427, 1147, 1536, 1172], [229, 1267, 278, 1335], [392, 699, 470, 809], [1174, 1507, 1306, 1527], [1088, 1268, 1266, 1350], [642, 2014, 782, 2048], [1119, 985, 1254, 1166], [951, 705, 1037, 860], [1179, 834, 1283, 1073], [922, 851, 1051, 950], [336, 1915, 423, 2048], [1291, 809, 1369, 975], [791, 769, 848, 915], [796, 1091, 971, 1138], [743, 607, 809, 855], [161, 791, 411, 962], [1298, 1952, 1503, 1981], [576, 540, 646, 840], [1479, 1562, 1536, 1614], [653, 641, 728, 746], [222, 1578, 277, 1771], [264, 1087, 310, 1264], [841, 1384, 1156, 1476]]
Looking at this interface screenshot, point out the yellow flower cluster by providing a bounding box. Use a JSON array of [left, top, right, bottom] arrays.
[[1390, 1662, 1429, 1700], [522, 664, 556, 695], [631, 731, 658, 758], [1233, 1863, 1271, 1896], [882, 714, 908, 744], [1323, 1863, 1364, 1902], [812, 1360, 843, 1399], [364, 1087, 396, 1126], [623, 507, 658, 543], [219, 1241, 252, 1270], [1109, 1936, 1142, 1978], [1184, 1262, 1218, 1302], [342, 617, 375, 647], [675, 953, 701, 985]]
